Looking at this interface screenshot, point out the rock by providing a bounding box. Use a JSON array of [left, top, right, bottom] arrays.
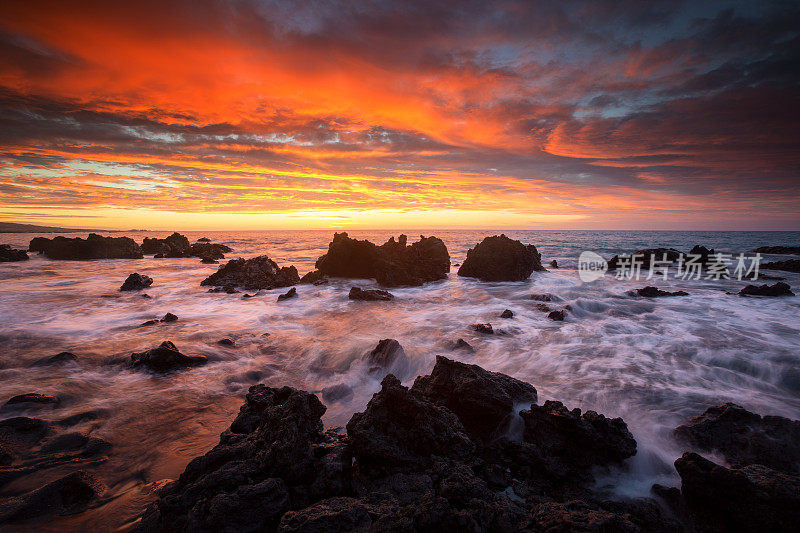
[[5, 393, 59, 406], [457, 234, 544, 281], [278, 497, 372, 532], [314, 232, 450, 287], [535, 303, 551, 312], [447, 338, 475, 353], [298, 270, 328, 285], [217, 338, 235, 347], [129, 341, 207, 372], [472, 323, 493, 334], [0, 244, 28, 262], [197, 237, 211, 242], [548, 310, 565, 321], [321, 384, 354, 403], [738, 281, 794, 296], [688, 244, 716, 264], [0, 417, 49, 448], [366, 339, 407, 373], [752, 246, 800, 255], [191, 243, 231, 260], [31, 352, 77, 367], [631, 286, 689, 297], [0, 471, 104, 523], [520, 400, 636, 475], [607, 248, 681, 270], [529, 293, 553, 302], [277, 287, 297, 301], [674, 403, 800, 474], [139, 320, 159, 327], [120, 273, 153, 291], [29, 233, 143, 260], [500, 309, 514, 319], [549, 259, 558, 268], [346, 375, 474, 469], [675, 452, 800, 532], [348, 287, 393, 301], [201, 256, 299, 290], [411, 355, 537, 442], [761, 259, 800, 273], [201, 257, 218, 264], [141, 293, 152, 298], [161, 312, 178, 323], [142, 232, 191, 256], [208, 285, 239, 294]]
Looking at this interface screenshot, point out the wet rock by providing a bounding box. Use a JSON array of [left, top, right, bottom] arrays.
[[535, 303, 551, 312], [161, 312, 178, 322], [607, 248, 681, 270], [458, 234, 544, 281], [5, 393, 59, 407], [675, 452, 800, 532], [142, 232, 191, 256], [366, 339, 406, 374], [674, 403, 800, 474], [120, 273, 153, 291], [197, 237, 211, 242], [631, 286, 689, 297], [139, 320, 158, 327], [549, 259, 558, 268], [315, 232, 380, 278], [201, 257, 218, 264], [752, 245, 800, 255], [688, 244, 716, 264], [321, 384, 354, 403], [298, 270, 328, 285], [520, 400, 636, 476], [547, 310, 565, 321], [191, 242, 231, 261], [201, 256, 299, 291], [129, 341, 207, 372], [29, 233, 143, 260], [447, 338, 475, 353], [348, 287, 394, 301], [760, 259, 800, 273], [472, 323, 493, 334], [411, 355, 537, 442], [0, 471, 104, 523], [529, 293, 553, 302], [208, 285, 239, 294], [500, 309, 514, 319], [141, 293, 152, 298], [31, 352, 77, 367], [217, 338, 235, 347], [277, 287, 297, 301], [0, 244, 28, 262], [738, 281, 794, 296]]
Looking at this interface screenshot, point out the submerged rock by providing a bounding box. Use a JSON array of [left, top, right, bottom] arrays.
[[607, 248, 681, 270], [500, 309, 514, 319], [277, 287, 297, 301], [548, 310, 565, 321], [761, 258, 800, 273], [31, 352, 78, 367], [120, 273, 153, 291], [298, 270, 328, 285], [738, 281, 794, 296], [530, 293, 553, 302], [28, 234, 143, 260], [161, 312, 178, 323], [0, 471, 104, 524], [631, 286, 689, 298], [129, 341, 207, 372], [348, 287, 393, 301], [208, 285, 239, 294], [458, 234, 544, 281], [321, 383, 353, 403], [446, 338, 475, 353], [0, 244, 28, 262], [217, 338, 235, 347], [197, 237, 211, 243], [472, 323, 493, 334], [201, 256, 299, 291], [550, 259, 558, 268], [674, 403, 800, 475], [365, 339, 407, 374], [4, 393, 59, 407]]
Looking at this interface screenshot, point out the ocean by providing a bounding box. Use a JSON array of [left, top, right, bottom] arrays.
[[1, 229, 799, 530]]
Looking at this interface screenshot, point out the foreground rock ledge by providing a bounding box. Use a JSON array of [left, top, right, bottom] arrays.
[[137, 356, 681, 532]]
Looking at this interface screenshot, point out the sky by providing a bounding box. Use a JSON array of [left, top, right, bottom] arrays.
[[0, 0, 798, 230]]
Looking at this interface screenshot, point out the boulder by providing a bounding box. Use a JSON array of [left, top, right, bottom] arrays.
[[674, 403, 800, 474], [550, 260, 558, 268], [28, 234, 143, 260], [738, 281, 794, 296], [129, 341, 207, 372], [142, 232, 191, 256], [31, 352, 78, 367], [197, 237, 211, 242], [190, 243, 231, 260], [411, 355, 537, 442], [761, 259, 800, 273], [548, 310, 565, 321], [120, 273, 153, 291], [161, 313, 178, 323], [0, 471, 104, 524], [201, 256, 299, 291], [675, 452, 800, 532], [277, 287, 297, 302], [631, 286, 689, 297], [472, 323, 493, 334], [688, 244, 716, 264], [298, 270, 328, 285], [348, 287, 393, 301], [530, 293, 553, 302], [365, 339, 407, 374], [500, 309, 514, 319], [446, 338, 475, 353], [607, 248, 681, 270], [0, 244, 28, 262], [752, 246, 800, 255], [457, 235, 544, 281]]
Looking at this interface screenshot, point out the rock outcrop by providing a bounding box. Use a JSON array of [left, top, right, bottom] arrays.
[[0, 244, 28, 262], [738, 281, 794, 296], [753, 246, 800, 255], [27, 234, 143, 260], [129, 341, 207, 372], [607, 248, 681, 270], [631, 286, 689, 297], [201, 256, 299, 291], [120, 273, 153, 291], [142, 233, 232, 260], [458, 234, 544, 281], [761, 258, 800, 273], [348, 287, 394, 301]]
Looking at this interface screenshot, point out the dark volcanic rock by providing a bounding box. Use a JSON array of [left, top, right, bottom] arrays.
[[365, 339, 407, 374], [738, 281, 794, 296], [632, 286, 689, 298], [500, 309, 514, 319], [530, 293, 553, 302], [129, 341, 207, 372], [761, 258, 800, 273], [277, 287, 297, 301], [120, 272, 153, 291], [447, 338, 475, 353], [520, 400, 636, 475], [31, 352, 78, 367], [674, 403, 800, 475], [547, 310, 565, 321], [675, 452, 800, 532], [472, 323, 493, 334], [298, 270, 328, 285], [200, 257, 217, 264], [197, 237, 211, 242], [161, 312, 178, 323], [217, 338, 235, 347], [28, 233, 143, 260], [0, 244, 28, 262], [190, 243, 231, 260], [550, 259, 558, 268], [348, 287, 393, 301], [314, 232, 450, 287], [208, 285, 239, 294], [0, 471, 104, 523], [5, 393, 59, 406], [607, 248, 681, 270], [411, 355, 537, 442], [457, 234, 544, 281], [201, 256, 299, 291], [753, 245, 800, 255], [142, 232, 191, 256], [688, 244, 716, 264]]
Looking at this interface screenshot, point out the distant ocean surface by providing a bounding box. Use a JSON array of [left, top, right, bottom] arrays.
[[1, 229, 799, 530]]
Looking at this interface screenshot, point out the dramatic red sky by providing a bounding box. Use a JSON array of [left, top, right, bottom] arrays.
[[0, 0, 798, 229]]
